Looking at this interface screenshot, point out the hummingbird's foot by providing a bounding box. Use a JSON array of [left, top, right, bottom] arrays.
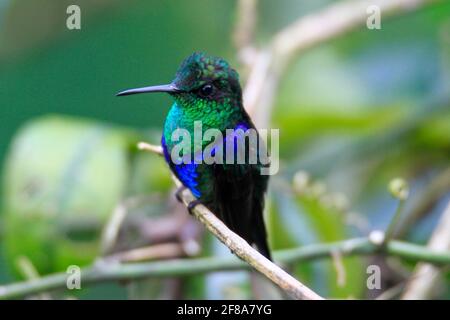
[[187, 200, 201, 215], [175, 186, 187, 203]]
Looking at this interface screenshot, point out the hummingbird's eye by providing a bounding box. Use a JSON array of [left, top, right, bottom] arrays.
[[199, 84, 214, 98]]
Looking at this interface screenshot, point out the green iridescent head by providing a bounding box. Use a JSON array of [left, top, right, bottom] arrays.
[[117, 52, 242, 105]]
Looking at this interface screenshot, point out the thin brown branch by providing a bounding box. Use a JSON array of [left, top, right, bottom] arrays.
[[395, 168, 450, 238], [233, 0, 258, 68], [138, 141, 323, 300], [402, 200, 450, 299], [331, 250, 346, 288], [243, 0, 442, 128], [101, 197, 140, 255], [105, 243, 187, 263], [1, 237, 449, 299], [16, 256, 51, 300], [138, 142, 163, 155]]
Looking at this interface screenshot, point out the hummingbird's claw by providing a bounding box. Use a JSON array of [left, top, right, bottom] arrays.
[[175, 186, 187, 203], [187, 200, 201, 215]]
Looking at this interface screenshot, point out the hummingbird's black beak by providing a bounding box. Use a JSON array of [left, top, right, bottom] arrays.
[[116, 83, 182, 96]]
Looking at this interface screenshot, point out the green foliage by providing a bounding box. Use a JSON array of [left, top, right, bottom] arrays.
[[268, 180, 365, 299], [2, 116, 136, 276], [0, 0, 449, 299]]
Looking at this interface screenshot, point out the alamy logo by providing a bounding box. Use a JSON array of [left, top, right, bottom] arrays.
[[366, 264, 381, 289], [169, 121, 279, 175], [66, 265, 81, 290], [66, 5, 81, 30], [366, 5, 381, 30]]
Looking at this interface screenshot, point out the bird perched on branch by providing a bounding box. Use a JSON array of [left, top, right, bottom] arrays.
[[117, 52, 271, 260]]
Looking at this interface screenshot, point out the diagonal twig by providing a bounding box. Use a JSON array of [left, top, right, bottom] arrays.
[[138, 142, 323, 300], [242, 0, 443, 128]]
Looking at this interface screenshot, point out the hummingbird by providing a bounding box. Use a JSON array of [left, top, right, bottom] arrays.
[[117, 52, 271, 260]]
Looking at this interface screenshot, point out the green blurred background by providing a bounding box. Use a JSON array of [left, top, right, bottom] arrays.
[[0, 0, 449, 299]]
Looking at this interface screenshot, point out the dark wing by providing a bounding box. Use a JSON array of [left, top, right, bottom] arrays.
[[211, 162, 271, 260]]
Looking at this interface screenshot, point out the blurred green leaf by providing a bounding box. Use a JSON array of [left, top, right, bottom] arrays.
[[2, 115, 136, 276]]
